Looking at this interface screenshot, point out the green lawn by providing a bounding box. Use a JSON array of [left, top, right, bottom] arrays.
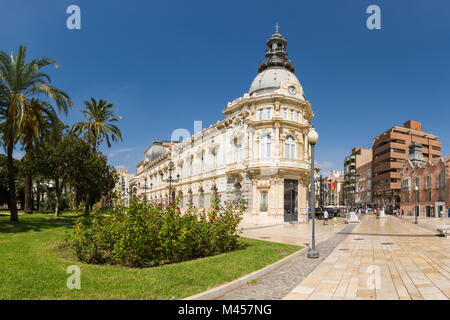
[[0, 212, 301, 299]]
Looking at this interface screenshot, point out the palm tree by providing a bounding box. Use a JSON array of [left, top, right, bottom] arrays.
[[71, 98, 122, 153], [0, 45, 73, 222], [19, 99, 59, 213], [71, 98, 122, 214]]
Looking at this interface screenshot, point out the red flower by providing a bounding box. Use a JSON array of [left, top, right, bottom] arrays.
[[176, 207, 180, 211], [212, 216, 215, 220], [170, 202, 173, 206], [209, 219, 212, 222]]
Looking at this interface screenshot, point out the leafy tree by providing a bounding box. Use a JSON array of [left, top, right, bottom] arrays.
[[0, 45, 72, 221], [31, 131, 117, 216], [71, 98, 122, 153]]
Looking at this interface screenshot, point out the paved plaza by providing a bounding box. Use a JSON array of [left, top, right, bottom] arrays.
[[284, 215, 450, 300], [240, 217, 349, 248]]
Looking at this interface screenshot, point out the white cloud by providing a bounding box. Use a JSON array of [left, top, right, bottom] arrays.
[[108, 148, 134, 158]]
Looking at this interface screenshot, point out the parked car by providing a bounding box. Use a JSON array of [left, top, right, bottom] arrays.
[[308, 207, 324, 219]]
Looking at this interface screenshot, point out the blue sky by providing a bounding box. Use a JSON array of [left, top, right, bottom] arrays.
[[1, 0, 449, 175]]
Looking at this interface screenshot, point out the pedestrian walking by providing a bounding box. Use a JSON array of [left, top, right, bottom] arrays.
[[323, 209, 329, 225]]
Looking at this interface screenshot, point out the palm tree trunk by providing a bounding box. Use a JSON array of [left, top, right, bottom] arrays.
[[54, 179, 61, 217], [24, 140, 33, 214], [7, 138, 18, 222], [24, 174, 33, 214]]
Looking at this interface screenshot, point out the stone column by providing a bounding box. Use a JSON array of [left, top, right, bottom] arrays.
[[274, 123, 280, 159], [298, 176, 308, 223]]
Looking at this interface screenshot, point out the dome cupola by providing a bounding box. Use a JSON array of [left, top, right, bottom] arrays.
[[258, 24, 295, 73], [249, 25, 302, 97]]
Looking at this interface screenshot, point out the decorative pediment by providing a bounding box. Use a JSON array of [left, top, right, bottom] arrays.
[[256, 179, 271, 189]]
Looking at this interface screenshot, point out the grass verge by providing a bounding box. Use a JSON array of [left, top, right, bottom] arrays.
[[0, 212, 301, 299]]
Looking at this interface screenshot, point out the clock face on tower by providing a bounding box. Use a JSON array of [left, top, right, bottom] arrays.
[[288, 86, 297, 95]]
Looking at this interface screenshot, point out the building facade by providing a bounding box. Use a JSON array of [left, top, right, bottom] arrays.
[[355, 161, 372, 207], [343, 147, 372, 208], [372, 120, 441, 212], [135, 29, 316, 224], [115, 169, 136, 206], [400, 143, 449, 217], [321, 170, 344, 207]]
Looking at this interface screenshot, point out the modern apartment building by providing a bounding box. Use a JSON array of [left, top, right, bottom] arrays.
[[356, 161, 372, 207], [372, 120, 441, 212], [343, 147, 373, 207]]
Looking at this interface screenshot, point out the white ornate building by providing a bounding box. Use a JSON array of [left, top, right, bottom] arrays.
[[135, 28, 316, 224]]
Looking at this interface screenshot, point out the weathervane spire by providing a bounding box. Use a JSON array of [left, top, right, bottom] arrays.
[[275, 22, 279, 33]]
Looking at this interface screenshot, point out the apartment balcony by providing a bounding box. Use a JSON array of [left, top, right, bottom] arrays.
[[374, 161, 403, 173], [374, 142, 407, 154], [247, 158, 309, 171]]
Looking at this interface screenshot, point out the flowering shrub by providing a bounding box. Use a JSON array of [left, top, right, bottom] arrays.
[[65, 195, 247, 267]]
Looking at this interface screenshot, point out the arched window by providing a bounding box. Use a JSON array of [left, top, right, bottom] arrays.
[[236, 142, 242, 162], [211, 186, 219, 205], [235, 183, 242, 201], [199, 189, 204, 207], [213, 149, 217, 169], [179, 192, 184, 208], [285, 135, 296, 159], [188, 190, 193, 207], [260, 134, 271, 158]]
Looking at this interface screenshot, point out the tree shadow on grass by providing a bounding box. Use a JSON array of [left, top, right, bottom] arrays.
[[0, 215, 76, 234]]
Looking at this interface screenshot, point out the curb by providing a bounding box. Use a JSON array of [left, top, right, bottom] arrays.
[[184, 246, 308, 300]]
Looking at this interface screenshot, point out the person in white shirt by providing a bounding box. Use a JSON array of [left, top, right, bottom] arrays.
[[323, 209, 329, 225]]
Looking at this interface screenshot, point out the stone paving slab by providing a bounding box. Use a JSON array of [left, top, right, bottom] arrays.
[[218, 223, 357, 300], [240, 218, 349, 248], [283, 216, 450, 300]]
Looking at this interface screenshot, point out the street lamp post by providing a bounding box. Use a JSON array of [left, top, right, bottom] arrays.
[[161, 164, 180, 205], [414, 185, 419, 224], [307, 128, 319, 259]]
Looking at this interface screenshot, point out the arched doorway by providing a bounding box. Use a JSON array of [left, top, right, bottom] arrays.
[[284, 179, 298, 222]]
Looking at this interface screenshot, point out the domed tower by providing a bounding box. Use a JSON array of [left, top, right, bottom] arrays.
[[223, 26, 315, 225], [258, 24, 295, 73], [249, 25, 305, 99]]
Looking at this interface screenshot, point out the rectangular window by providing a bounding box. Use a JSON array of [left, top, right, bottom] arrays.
[[200, 192, 204, 207], [259, 109, 263, 120], [290, 109, 294, 121], [260, 191, 268, 212], [266, 107, 271, 119], [297, 111, 300, 122], [283, 108, 287, 120], [236, 143, 242, 162], [438, 172, 445, 188], [426, 191, 431, 202], [426, 175, 432, 189], [213, 151, 217, 169], [201, 154, 204, 172]]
